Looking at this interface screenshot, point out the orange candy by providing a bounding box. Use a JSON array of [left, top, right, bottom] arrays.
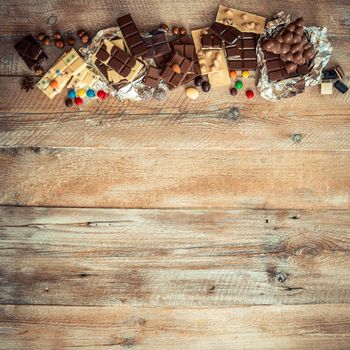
[[49, 79, 59, 89], [229, 70, 237, 79]]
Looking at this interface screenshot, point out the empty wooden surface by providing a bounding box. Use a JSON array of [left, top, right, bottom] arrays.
[[0, 0, 349, 349]]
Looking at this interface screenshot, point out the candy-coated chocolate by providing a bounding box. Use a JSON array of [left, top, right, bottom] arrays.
[[50, 80, 58, 89], [230, 87, 238, 96], [235, 80, 243, 89], [229, 70, 237, 79], [246, 90, 254, 99], [65, 98, 73, 107], [77, 88, 86, 97], [242, 70, 250, 78], [68, 89, 76, 99], [86, 89, 96, 97], [74, 97, 83, 105], [97, 90, 107, 99]]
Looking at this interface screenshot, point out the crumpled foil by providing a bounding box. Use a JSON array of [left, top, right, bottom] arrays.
[[80, 27, 169, 101], [257, 12, 332, 101]]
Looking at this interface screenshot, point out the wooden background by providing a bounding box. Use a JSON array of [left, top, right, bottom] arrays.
[[0, 0, 350, 349]]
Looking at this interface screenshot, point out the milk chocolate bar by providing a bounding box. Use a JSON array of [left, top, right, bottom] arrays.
[[143, 33, 171, 59], [201, 34, 222, 49], [226, 32, 257, 71], [117, 14, 147, 57], [15, 35, 47, 70], [143, 66, 161, 88], [209, 22, 241, 44], [161, 52, 193, 87], [264, 51, 309, 81]]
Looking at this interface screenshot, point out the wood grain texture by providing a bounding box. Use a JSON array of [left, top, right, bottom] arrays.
[[1, 304, 350, 350], [1, 0, 349, 36], [0, 207, 349, 306], [0, 148, 349, 208]]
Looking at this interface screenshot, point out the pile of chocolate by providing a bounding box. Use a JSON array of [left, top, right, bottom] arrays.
[[261, 18, 316, 81]]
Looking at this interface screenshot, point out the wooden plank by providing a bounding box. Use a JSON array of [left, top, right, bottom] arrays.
[[0, 207, 349, 306], [0, 304, 349, 350], [0, 148, 349, 209], [1, 0, 349, 36]]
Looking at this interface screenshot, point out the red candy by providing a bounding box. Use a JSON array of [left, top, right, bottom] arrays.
[[97, 90, 107, 99], [74, 97, 83, 105], [246, 90, 254, 99]]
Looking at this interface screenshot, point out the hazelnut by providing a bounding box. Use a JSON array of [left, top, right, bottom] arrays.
[[213, 59, 220, 67], [242, 13, 248, 20], [198, 58, 206, 65], [77, 29, 86, 38], [223, 19, 231, 25], [160, 23, 169, 32], [172, 64, 181, 74], [34, 66, 44, 76], [255, 23, 262, 30], [81, 34, 90, 44], [242, 23, 250, 29], [53, 32, 62, 40], [201, 29, 208, 35], [215, 52, 221, 59], [66, 36, 75, 46], [42, 36, 50, 46], [205, 50, 212, 58], [225, 9, 233, 16], [36, 33, 45, 41], [197, 49, 203, 56], [179, 27, 186, 35], [172, 27, 180, 35], [55, 39, 65, 49]]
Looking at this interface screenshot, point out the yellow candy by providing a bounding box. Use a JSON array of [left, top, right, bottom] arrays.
[[242, 70, 250, 78], [77, 89, 86, 97]]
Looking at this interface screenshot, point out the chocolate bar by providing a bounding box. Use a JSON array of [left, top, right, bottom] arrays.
[[334, 80, 349, 94], [143, 66, 161, 88], [225, 32, 257, 71], [161, 52, 193, 87], [15, 35, 47, 70], [209, 22, 241, 44], [117, 14, 147, 57], [96, 44, 136, 77], [201, 34, 222, 49], [143, 33, 172, 59], [264, 51, 309, 81]]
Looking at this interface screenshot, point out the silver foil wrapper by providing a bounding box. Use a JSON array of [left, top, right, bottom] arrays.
[[257, 12, 332, 101], [79, 27, 169, 101]]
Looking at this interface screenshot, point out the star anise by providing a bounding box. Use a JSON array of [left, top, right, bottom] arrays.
[[21, 77, 35, 92]]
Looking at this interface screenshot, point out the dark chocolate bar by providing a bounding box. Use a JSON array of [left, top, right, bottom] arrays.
[[95, 59, 109, 80], [96, 44, 136, 77], [171, 35, 194, 46], [161, 52, 193, 87], [143, 66, 161, 88], [209, 22, 241, 44], [143, 33, 172, 59], [225, 33, 257, 71], [154, 53, 172, 68], [334, 80, 349, 94], [264, 51, 309, 81], [117, 14, 147, 57], [201, 34, 222, 49], [15, 35, 47, 70], [322, 69, 338, 80]]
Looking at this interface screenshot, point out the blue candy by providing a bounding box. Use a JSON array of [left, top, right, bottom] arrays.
[[86, 89, 96, 98], [68, 89, 76, 99]]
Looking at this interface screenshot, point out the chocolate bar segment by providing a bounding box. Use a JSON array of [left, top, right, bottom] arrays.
[[15, 35, 48, 70], [161, 52, 193, 87], [143, 66, 161, 88], [225, 32, 257, 71], [201, 34, 222, 49], [209, 22, 241, 44], [117, 14, 147, 57], [142, 33, 171, 59]]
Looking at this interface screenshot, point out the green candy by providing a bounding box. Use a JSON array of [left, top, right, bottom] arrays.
[[235, 80, 243, 90]]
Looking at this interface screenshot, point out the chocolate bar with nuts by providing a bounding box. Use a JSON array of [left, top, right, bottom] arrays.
[[117, 14, 147, 57], [161, 52, 193, 87]]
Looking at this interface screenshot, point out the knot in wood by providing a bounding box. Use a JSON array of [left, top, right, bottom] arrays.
[[292, 133, 302, 142], [276, 272, 287, 283]]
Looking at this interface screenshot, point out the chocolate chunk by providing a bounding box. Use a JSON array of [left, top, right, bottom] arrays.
[[225, 32, 258, 71], [15, 35, 48, 71], [201, 34, 222, 49], [143, 66, 161, 88], [117, 14, 147, 57], [322, 69, 338, 80], [161, 52, 193, 87], [142, 33, 172, 59], [209, 22, 241, 44], [334, 80, 349, 94]]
